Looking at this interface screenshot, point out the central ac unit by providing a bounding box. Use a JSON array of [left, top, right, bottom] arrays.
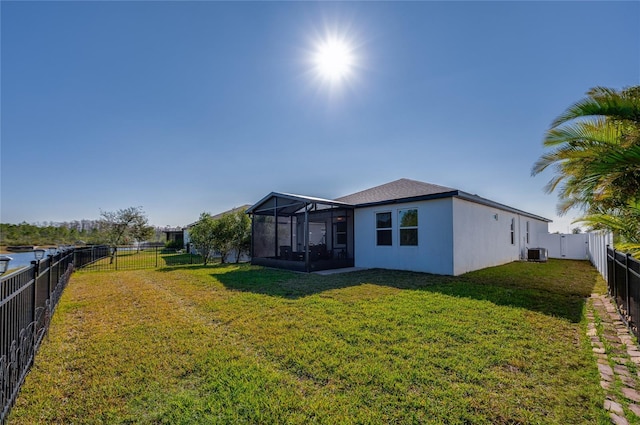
[[527, 248, 548, 262]]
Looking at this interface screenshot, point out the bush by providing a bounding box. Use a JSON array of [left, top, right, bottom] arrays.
[[165, 240, 184, 250]]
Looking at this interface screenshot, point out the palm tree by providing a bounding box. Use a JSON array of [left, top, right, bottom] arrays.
[[533, 86, 640, 256], [576, 200, 640, 257], [532, 86, 640, 214]]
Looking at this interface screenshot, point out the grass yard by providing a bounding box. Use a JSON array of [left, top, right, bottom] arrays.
[[9, 260, 609, 424]]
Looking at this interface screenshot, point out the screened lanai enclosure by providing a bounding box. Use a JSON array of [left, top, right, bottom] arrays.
[[247, 193, 354, 272]]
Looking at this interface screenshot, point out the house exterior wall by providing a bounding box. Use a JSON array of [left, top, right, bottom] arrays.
[[451, 198, 550, 275], [519, 213, 549, 255], [353, 198, 454, 275], [183, 229, 191, 246]]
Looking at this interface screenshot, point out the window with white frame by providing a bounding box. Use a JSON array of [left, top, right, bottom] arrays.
[[510, 218, 515, 245], [399, 209, 418, 246], [376, 212, 392, 246], [526, 221, 530, 244]]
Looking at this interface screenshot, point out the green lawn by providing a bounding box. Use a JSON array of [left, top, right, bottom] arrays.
[[9, 260, 609, 424]]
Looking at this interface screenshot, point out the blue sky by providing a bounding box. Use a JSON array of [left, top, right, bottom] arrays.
[[1, 1, 638, 232]]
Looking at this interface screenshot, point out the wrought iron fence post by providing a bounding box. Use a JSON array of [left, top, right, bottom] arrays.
[[624, 253, 631, 316], [47, 256, 53, 300], [156, 246, 159, 268], [606, 245, 610, 295], [31, 260, 39, 326], [627, 253, 632, 321], [611, 246, 617, 299]]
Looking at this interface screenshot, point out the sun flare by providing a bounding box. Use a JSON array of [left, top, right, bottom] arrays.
[[313, 37, 355, 83]]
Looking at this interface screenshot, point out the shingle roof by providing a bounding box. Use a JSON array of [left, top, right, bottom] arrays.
[[335, 178, 457, 205], [334, 178, 551, 222], [244, 178, 551, 222]]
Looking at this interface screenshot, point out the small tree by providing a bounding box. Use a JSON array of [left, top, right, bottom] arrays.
[[189, 213, 218, 265], [131, 222, 155, 252], [99, 206, 150, 262], [229, 210, 251, 263], [189, 210, 252, 265], [100, 207, 149, 245], [210, 210, 252, 264]]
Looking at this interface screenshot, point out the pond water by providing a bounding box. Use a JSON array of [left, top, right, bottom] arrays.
[[2, 251, 51, 270]]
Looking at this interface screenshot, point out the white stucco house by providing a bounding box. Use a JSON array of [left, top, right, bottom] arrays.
[[247, 178, 551, 275]]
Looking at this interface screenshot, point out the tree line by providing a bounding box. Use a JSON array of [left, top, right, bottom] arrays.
[[2, 206, 254, 267], [533, 86, 640, 256], [1, 207, 162, 247]]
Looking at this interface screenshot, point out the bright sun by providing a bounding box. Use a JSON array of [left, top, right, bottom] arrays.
[[313, 37, 354, 83]]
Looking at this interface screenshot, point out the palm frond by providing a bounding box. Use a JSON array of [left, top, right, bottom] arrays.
[[551, 85, 640, 128], [543, 119, 622, 148]]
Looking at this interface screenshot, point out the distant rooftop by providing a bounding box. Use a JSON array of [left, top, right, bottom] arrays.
[[210, 204, 252, 220], [187, 204, 252, 227]]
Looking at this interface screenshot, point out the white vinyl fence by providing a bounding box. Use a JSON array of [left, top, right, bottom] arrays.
[[538, 233, 589, 260], [537, 231, 612, 280], [588, 231, 613, 280]]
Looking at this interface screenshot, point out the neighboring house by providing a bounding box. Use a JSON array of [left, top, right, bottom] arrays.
[[184, 204, 252, 262], [162, 228, 185, 247], [246, 178, 551, 275]]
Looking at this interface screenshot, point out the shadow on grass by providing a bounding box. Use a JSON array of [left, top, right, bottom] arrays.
[[156, 260, 248, 272], [160, 253, 204, 266], [212, 260, 603, 323]]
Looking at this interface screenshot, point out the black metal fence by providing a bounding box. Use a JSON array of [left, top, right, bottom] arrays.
[[73, 245, 110, 268], [1, 248, 75, 423], [76, 245, 203, 272], [0, 243, 210, 421], [607, 246, 640, 339]]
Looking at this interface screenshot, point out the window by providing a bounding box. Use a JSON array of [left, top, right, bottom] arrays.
[[526, 221, 530, 244], [376, 212, 392, 246], [510, 218, 515, 245], [399, 209, 418, 246]]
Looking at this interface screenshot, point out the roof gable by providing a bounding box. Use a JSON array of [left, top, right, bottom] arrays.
[[335, 178, 457, 206], [246, 192, 353, 216]]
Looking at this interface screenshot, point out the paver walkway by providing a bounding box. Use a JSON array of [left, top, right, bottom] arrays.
[[588, 294, 640, 425]]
